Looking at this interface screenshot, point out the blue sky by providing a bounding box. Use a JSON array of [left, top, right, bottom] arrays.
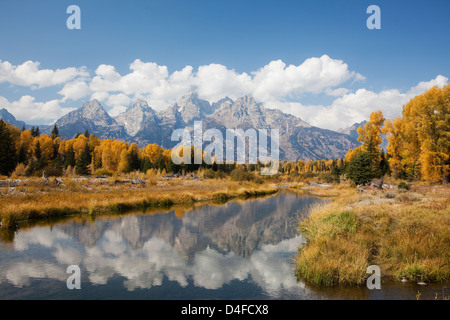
[[0, 0, 449, 129]]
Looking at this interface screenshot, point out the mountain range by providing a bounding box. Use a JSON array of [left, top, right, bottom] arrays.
[[2, 92, 363, 161]]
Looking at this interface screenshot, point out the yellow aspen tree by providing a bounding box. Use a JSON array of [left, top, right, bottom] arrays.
[[72, 135, 88, 159], [382, 117, 403, 179], [357, 110, 385, 165], [35, 135, 54, 161]]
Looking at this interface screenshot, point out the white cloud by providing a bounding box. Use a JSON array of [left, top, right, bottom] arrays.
[[251, 55, 364, 101], [81, 55, 365, 112], [407, 74, 448, 97], [0, 57, 447, 131], [0, 95, 75, 124], [278, 75, 448, 131], [58, 80, 91, 101], [0, 60, 88, 89]]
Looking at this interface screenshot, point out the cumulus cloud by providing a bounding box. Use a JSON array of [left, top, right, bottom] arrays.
[[84, 55, 363, 110], [0, 60, 88, 89], [268, 75, 448, 131], [251, 55, 364, 101], [58, 80, 91, 101], [0, 95, 75, 124], [0, 57, 447, 130]]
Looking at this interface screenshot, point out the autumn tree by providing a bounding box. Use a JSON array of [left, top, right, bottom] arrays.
[[356, 110, 385, 177], [382, 118, 403, 179]]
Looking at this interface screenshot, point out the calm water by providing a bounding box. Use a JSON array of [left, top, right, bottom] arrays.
[[0, 190, 446, 300]]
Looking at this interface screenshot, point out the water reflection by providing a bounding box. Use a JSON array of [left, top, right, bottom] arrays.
[[0, 191, 324, 299]]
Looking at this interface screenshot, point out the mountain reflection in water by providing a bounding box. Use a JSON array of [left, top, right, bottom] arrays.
[[0, 191, 327, 299]]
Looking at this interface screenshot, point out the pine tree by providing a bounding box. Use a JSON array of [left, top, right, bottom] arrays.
[[346, 151, 374, 185], [34, 140, 46, 171], [64, 145, 76, 168], [18, 145, 28, 164], [51, 124, 59, 139], [0, 120, 18, 176], [75, 144, 91, 175], [31, 126, 40, 137]]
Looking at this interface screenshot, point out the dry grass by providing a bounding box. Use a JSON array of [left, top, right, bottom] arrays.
[[295, 184, 450, 286], [0, 177, 278, 227]]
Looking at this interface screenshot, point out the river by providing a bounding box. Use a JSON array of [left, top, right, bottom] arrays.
[[0, 190, 446, 300]]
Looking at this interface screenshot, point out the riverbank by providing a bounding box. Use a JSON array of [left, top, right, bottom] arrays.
[[0, 177, 278, 228], [294, 183, 450, 286]]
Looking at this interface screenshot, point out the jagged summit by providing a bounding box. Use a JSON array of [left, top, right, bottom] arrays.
[[48, 99, 127, 139], [115, 100, 156, 136], [175, 91, 215, 124], [46, 92, 360, 160]]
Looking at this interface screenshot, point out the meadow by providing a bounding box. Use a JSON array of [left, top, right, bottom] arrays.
[[294, 183, 450, 286], [0, 175, 278, 228]]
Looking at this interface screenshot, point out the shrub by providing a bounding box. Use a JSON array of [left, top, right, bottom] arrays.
[[36, 165, 63, 177], [94, 168, 114, 177], [398, 181, 410, 190], [230, 168, 255, 182], [12, 163, 27, 177], [318, 173, 336, 183], [203, 168, 225, 179]]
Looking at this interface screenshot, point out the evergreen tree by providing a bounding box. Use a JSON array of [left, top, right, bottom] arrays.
[[0, 120, 18, 176], [64, 145, 76, 168], [34, 140, 46, 171], [18, 145, 28, 164], [378, 150, 390, 177], [346, 151, 374, 185], [75, 144, 91, 175], [31, 126, 40, 137], [140, 157, 152, 173], [84, 129, 90, 138], [51, 124, 59, 139], [330, 165, 341, 183], [128, 147, 141, 172]]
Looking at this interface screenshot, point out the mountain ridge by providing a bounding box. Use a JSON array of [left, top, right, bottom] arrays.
[[26, 92, 361, 160]]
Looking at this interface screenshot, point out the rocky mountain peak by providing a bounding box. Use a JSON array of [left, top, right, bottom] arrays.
[[46, 92, 361, 160], [175, 91, 213, 124], [130, 99, 151, 111], [115, 100, 156, 136]]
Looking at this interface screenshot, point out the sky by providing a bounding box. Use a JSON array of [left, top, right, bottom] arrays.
[[0, 0, 449, 130]]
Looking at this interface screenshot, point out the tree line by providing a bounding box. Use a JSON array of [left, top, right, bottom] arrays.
[[0, 84, 448, 184]]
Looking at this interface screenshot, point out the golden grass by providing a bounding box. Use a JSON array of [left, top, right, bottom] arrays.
[[295, 184, 450, 286], [0, 177, 278, 227]]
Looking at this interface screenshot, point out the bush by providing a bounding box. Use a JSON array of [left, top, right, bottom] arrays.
[[36, 165, 63, 177], [12, 163, 27, 177], [94, 168, 114, 177], [318, 173, 336, 183], [398, 181, 410, 190], [203, 168, 226, 179], [230, 168, 255, 182]]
